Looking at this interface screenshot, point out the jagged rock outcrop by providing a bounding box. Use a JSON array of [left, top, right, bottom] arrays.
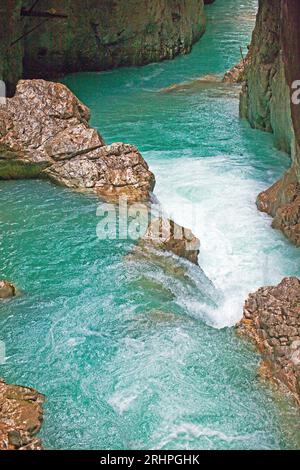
[[237, 278, 300, 406], [1, 1, 206, 92], [0, 79, 155, 202], [241, 0, 300, 246], [223, 50, 251, 85], [0, 281, 16, 300], [0, 379, 44, 450], [141, 217, 200, 265], [257, 167, 300, 246], [223, 59, 246, 84]]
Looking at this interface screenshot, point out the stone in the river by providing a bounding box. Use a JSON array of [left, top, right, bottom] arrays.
[[237, 277, 300, 406], [223, 57, 248, 84], [256, 167, 300, 246], [0, 80, 155, 203], [160, 74, 222, 93], [141, 217, 200, 265], [0, 280, 16, 300], [0, 379, 44, 450]]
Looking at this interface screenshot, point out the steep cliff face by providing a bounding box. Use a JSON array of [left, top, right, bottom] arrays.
[[240, 0, 293, 154], [241, 0, 300, 246], [1, 0, 205, 86], [0, 0, 24, 96]]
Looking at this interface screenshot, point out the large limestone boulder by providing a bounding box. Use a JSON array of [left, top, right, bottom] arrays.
[[0, 80, 155, 203], [237, 277, 300, 406], [0, 379, 44, 450], [0, 280, 16, 300]]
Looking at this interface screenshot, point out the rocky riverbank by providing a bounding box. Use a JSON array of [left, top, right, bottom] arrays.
[[0, 79, 155, 203], [0, 379, 44, 450], [237, 278, 300, 406]]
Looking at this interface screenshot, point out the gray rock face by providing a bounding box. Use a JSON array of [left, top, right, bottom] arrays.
[[0, 79, 155, 203], [240, 0, 294, 154], [1, 1, 206, 92], [0, 1, 24, 95], [240, 0, 300, 247], [23, 0, 206, 77], [237, 277, 300, 406]]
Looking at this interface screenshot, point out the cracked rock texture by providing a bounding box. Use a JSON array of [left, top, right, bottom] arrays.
[[141, 217, 200, 265], [237, 278, 300, 406], [0, 79, 155, 202], [240, 0, 293, 154], [0, 379, 44, 450]]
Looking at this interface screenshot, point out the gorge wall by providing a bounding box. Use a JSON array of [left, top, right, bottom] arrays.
[[238, 0, 300, 406], [240, 0, 293, 154], [0, 0, 206, 95], [241, 0, 300, 246]]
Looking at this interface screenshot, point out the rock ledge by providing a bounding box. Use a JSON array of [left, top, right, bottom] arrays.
[[237, 277, 300, 406], [0, 80, 155, 203]]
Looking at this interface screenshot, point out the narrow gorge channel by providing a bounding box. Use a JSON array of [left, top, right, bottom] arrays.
[[1, 0, 300, 450]]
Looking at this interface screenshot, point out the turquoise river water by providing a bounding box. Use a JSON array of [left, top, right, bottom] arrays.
[[1, 0, 300, 449]]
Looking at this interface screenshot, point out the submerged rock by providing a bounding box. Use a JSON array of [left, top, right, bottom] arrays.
[[141, 217, 200, 265], [0, 280, 16, 300], [160, 74, 222, 93], [0, 80, 155, 203], [0, 379, 44, 450], [237, 277, 300, 406]]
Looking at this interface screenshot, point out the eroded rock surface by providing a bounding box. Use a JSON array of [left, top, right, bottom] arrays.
[[0, 281, 16, 300], [240, 0, 294, 154], [22, 0, 206, 78], [223, 57, 248, 84], [240, 0, 300, 246], [141, 217, 200, 265], [0, 1, 206, 92], [237, 277, 300, 406], [0, 379, 44, 450], [257, 167, 300, 246], [0, 79, 155, 202]]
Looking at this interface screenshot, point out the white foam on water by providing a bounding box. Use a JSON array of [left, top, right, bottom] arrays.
[[148, 154, 300, 328]]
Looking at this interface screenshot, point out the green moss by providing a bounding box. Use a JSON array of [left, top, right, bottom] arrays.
[[0, 159, 49, 179]]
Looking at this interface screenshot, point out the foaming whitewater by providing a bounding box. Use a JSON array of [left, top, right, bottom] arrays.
[[148, 153, 300, 328], [1, 0, 300, 450]]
